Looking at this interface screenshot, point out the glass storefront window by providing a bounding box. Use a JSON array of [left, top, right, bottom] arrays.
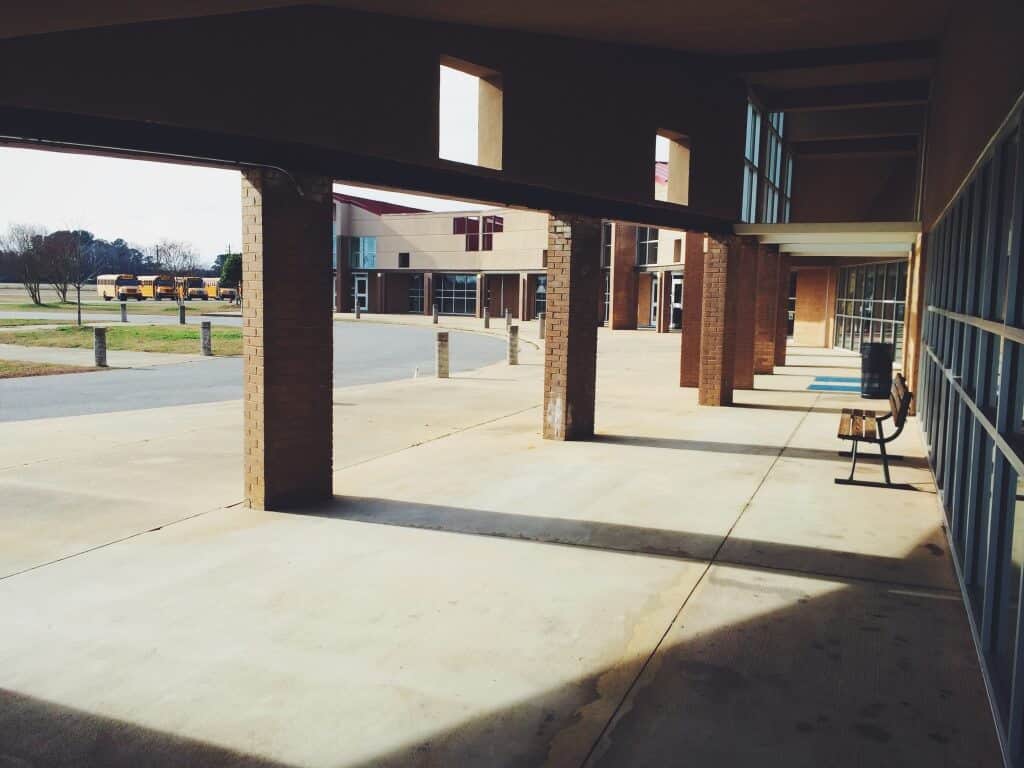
[[833, 260, 909, 356]]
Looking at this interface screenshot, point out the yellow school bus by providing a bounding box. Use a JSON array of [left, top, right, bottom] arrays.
[[96, 274, 143, 301], [139, 274, 176, 301], [203, 277, 237, 301], [175, 276, 208, 301]]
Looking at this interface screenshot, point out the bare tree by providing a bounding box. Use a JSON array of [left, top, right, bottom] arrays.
[[148, 239, 199, 276], [1, 224, 47, 305], [42, 230, 78, 303], [64, 235, 105, 326]]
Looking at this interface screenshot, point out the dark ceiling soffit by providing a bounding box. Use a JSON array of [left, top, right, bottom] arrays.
[[722, 39, 938, 73], [0, 105, 734, 234], [793, 136, 919, 155], [759, 80, 931, 111]]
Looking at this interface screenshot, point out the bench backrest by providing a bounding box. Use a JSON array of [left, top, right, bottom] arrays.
[[890, 373, 913, 429]]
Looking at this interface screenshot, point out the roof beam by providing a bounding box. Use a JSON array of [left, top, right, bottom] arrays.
[[793, 136, 918, 156], [724, 39, 938, 73], [759, 80, 931, 111], [786, 105, 925, 142]]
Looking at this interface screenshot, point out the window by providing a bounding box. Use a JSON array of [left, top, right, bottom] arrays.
[[833, 261, 908, 355], [655, 130, 691, 205], [454, 215, 482, 250], [398, 252, 410, 269], [347, 236, 376, 269], [637, 227, 658, 266], [761, 111, 792, 224], [482, 215, 503, 251], [439, 58, 503, 170], [741, 100, 761, 223], [408, 274, 424, 313], [534, 275, 547, 316], [601, 221, 613, 267], [433, 273, 477, 315]]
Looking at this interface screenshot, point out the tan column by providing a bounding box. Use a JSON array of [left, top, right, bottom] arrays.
[[242, 169, 333, 510], [544, 214, 601, 440], [519, 272, 529, 320], [902, 233, 926, 413], [753, 244, 780, 374], [423, 272, 433, 315], [732, 238, 757, 389], [775, 254, 792, 367], [610, 223, 638, 330], [475, 273, 485, 318], [698, 234, 739, 406], [679, 234, 704, 387]]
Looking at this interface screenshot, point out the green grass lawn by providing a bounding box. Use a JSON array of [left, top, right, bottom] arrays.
[[1, 301, 238, 315], [0, 359, 102, 379], [0, 325, 243, 356], [0, 318, 61, 327]]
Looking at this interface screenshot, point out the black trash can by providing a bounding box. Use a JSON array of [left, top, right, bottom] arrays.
[[860, 342, 894, 398]]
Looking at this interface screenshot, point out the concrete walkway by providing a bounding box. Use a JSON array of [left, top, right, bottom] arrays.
[[0, 333, 998, 767]]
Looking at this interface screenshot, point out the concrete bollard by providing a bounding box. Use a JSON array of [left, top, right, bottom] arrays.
[[93, 327, 108, 367], [120, 302, 127, 323], [538, 311, 546, 340], [178, 304, 186, 325], [507, 325, 519, 365], [483, 307, 490, 329], [432, 304, 439, 324], [355, 302, 361, 319], [200, 320, 213, 356], [435, 331, 450, 378], [505, 309, 512, 329]]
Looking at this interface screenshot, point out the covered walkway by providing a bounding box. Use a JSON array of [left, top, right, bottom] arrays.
[[0, 328, 998, 767]]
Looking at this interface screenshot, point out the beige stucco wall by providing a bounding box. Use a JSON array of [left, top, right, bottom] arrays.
[[339, 203, 548, 272]]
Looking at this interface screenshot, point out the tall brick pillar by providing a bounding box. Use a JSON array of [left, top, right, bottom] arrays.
[[543, 215, 601, 440], [475, 273, 485, 318], [753, 244, 780, 374], [775, 254, 792, 366], [242, 169, 333, 510], [656, 271, 673, 333], [733, 238, 758, 389], [698, 235, 739, 406], [680, 234, 705, 387], [610, 223, 638, 330], [902, 233, 926, 413], [423, 272, 434, 315]]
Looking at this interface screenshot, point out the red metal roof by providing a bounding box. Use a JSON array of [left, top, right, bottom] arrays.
[[332, 192, 427, 215]]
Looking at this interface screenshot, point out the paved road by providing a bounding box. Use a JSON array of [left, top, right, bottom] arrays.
[[0, 323, 506, 422]]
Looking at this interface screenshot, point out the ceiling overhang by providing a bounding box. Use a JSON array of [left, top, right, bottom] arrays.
[[734, 222, 920, 260]]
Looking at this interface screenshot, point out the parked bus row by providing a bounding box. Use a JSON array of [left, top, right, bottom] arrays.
[[96, 274, 237, 302]]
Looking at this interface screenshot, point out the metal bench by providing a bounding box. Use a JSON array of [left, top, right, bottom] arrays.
[[835, 373, 914, 488]]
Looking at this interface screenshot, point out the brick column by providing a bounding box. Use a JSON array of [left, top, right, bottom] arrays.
[[423, 272, 434, 315], [544, 215, 601, 440], [698, 235, 739, 406], [335, 264, 350, 313], [733, 238, 757, 389], [242, 169, 333, 510], [679, 235, 704, 387], [656, 271, 673, 333], [753, 244, 780, 374], [610, 223, 638, 330], [775, 254, 792, 367], [518, 272, 529, 320]]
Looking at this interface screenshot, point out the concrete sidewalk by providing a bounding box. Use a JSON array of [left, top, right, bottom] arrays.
[[0, 332, 999, 767]]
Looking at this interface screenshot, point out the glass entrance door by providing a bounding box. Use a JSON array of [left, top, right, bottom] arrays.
[[351, 273, 368, 311], [671, 273, 683, 329]]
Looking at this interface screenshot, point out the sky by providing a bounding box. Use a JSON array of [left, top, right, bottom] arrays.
[[0, 70, 663, 266]]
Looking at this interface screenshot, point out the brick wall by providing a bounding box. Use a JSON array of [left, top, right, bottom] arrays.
[[242, 168, 334, 510], [543, 214, 601, 439], [793, 267, 831, 347], [698, 234, 738, 406]]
